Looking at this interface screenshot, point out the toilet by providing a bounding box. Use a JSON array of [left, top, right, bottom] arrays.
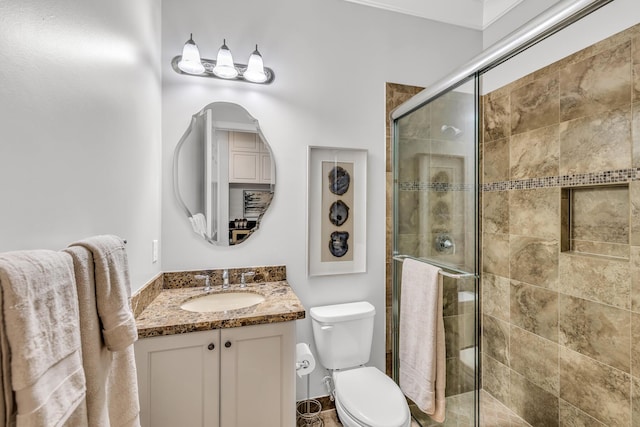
[[310, 301, 411, 427]]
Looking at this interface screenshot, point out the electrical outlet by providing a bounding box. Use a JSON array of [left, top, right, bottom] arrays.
[[152, 239, 158, 263]]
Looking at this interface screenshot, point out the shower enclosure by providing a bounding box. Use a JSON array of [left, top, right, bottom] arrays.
[[391, 77, 480, 426], [388, 2, 613, 425]]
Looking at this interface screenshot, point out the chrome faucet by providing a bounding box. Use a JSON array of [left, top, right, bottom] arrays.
[[222, 269, 229, 289], [240, 271, 255, 288], [194, 274, 212, 292]]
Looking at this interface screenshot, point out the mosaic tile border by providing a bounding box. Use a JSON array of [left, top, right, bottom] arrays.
[[399, 182, 474, 192], [482, 168, 640, 192]]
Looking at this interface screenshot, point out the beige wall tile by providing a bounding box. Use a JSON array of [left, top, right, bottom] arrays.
[[560, 40, 632, 122], [632, 246, 640, 312], [482, 191, 509, 235], [483, 137, 509, 183], [397, 104, 431, 140], [633, 312, 640, 378], [631, 182, 640, 245], [509, 124, 559, 180], [482, 273, 510, 322], [510, 326, 559, 395], [559, 252, 631, 309], [633, 35, 640, 103], [483, 94, 510, 142], [633, 376, 640, 427], [559, 399, 606, 427], [509, 188, 560, 240], [482, 314, 510, 366], [560, 347, 631, 426], [509, 370, 559, 427], [397, 191, 419, 234], [559, 108, 632, 175], [509, 236, 559, 289], [396, 138, 430, 183], [482, 354, 510, 406], [559, 294, 631, 372], [511, 74, 560, 135], [633, 102, 640, 168], [510, 280, 558, 342], [482, 233, 509, 276]]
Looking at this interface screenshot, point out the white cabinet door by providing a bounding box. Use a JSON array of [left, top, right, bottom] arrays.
[[135, 330, 220, 427], [229, 151, 260, 183], [228, 131, 272, 184], [219, 322, 295, 427], [135, 322, 296, 427]]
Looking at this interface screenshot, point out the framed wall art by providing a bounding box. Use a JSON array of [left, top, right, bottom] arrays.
[[307, 146, 367, 276]]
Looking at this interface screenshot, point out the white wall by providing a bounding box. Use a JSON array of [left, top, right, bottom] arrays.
[[0, 0, 163, 289], [482, 0, 561, 48], [483, 0, 640, 93], [161, 0, 482, 399]]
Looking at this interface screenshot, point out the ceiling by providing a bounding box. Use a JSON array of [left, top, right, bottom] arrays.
[[343, 0, 525, 30]]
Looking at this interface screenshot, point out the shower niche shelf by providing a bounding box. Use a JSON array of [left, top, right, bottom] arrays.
[[560, 184, 629, 260]]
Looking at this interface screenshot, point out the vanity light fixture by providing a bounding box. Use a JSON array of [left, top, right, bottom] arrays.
[[177, 34, 205, 75], [172, 35, 274, 84]]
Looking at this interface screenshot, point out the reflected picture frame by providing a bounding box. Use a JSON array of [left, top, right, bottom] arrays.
[[307, 146, 367, 276]]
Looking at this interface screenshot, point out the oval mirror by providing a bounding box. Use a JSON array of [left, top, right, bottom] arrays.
[[173, 102, 275, 246]]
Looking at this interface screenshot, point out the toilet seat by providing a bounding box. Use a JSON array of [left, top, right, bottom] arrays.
[[333, 367, 410, 427]]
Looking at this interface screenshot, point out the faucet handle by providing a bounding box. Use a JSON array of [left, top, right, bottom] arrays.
[[194, 274, 212, 291], [240, 271, 255, 287]]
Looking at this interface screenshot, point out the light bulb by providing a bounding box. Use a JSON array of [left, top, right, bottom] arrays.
[[212, 39, 238, 79], [243, 45, 268, 83], [177, 34, 205, 74]]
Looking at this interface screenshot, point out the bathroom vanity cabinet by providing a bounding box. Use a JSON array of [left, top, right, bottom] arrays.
[[135, 321, 295, 427]]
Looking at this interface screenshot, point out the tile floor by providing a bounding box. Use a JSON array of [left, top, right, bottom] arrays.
[[315, 390, 530, 427]]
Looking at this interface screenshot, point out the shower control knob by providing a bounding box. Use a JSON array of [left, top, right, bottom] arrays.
[[225, 341, 232, 348], [435, 234, 454, 252], [208, 343, 215, 351]]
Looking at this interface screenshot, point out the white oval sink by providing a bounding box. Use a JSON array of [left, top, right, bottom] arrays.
[[180, 292, 265, 313]]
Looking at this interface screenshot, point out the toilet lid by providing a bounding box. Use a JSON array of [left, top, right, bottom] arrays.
[[334, 367, 410, 427]]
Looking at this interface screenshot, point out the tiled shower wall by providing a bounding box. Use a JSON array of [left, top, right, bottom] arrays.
[[481, 23, 640, 426]]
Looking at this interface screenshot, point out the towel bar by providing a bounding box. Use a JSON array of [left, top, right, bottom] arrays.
[[392, 254, 476, 279]]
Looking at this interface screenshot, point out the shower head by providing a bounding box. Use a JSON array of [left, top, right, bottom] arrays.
[[441, 125, 462, 137]]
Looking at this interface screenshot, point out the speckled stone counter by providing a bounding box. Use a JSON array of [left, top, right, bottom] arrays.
[[135, 280, 305, 338]]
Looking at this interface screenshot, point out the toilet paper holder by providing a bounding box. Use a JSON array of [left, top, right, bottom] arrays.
[[296, 359, 311, 370]]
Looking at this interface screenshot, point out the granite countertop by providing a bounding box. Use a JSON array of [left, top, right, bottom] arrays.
[[135, 280, 305, 338]]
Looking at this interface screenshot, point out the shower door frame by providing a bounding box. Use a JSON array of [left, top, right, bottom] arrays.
[[390, 74, 481, 426]]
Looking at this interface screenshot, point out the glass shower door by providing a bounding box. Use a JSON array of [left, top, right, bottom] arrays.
[[392, 77, 479, 426]]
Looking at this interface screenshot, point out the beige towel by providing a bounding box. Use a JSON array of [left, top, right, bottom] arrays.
[[0, 250, 86, 427], [399, 258, 446, 422], [67, 236, 140, 427]]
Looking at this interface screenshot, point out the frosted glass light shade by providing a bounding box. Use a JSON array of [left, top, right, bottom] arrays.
[[243, 45, 268, 83], [178, 34, 205, 74], [212, 40, 238, 79]]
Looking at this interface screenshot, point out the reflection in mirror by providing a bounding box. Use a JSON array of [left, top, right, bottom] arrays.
[[173, 102, 275, 246]]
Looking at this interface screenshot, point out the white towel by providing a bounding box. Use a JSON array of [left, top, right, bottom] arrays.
[[399, 258, 446, 422], [68, 235, 140, 427], [0, 250, 86, 427], [189, 213, 207, 238]]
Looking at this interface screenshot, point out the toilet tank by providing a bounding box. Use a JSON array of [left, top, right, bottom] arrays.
[[310, 301, 375, 370]]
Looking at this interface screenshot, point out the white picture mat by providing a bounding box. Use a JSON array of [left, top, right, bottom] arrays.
[[307, 146, 367, 276]]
